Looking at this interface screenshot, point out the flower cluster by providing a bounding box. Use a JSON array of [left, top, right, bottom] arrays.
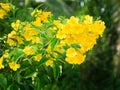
[[0, 3, 11, 19], [0, 6, 105, 71], [54, 15, 105, 64]]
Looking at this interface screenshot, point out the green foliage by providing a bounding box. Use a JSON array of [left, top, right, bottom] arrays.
[[0, 74, 7, 90]]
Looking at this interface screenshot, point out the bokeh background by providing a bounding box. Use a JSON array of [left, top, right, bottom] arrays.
[[0, 0, 120, 90]]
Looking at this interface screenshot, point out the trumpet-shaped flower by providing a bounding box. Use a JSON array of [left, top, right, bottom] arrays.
[[0, 3, 11, 19], [23, 46, 35, 56], [65, 52, 86, 64], [11, 20, 21, 31], [0, 56, 4, 69], [0, 10, 6, 19], [66, 48, 77, 57], [9, 62, 20, 71], [45, 60, 53, 66], [34, 54, 42, 61]]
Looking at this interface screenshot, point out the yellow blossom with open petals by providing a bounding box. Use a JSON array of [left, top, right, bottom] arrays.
[[54, 20, 63, 29], [66, 48, 77, 57], [84, 15, 93, 24], [32, 18, 41, 27], [31, 9, 51, 22], [91, 20, 106, 37], [0, 10, 6, 19], [65, 52, 86, 64], [45, 60, 53, 66], [9, 62, 20, 71], [56, 30, 66, 39], [34, 54, 42, 61], [31, 37, 40, 44], [16, 36, 24, 44], [23, 24, 39, 41], [7, 31, 23, 46], [7, 38, 16, 46], [23, 46, 35, 55], [11, 20, 21, 31], [68, 16, 79, 24], [0, 3, 11, 19], [0, 56, 4, 69], [0, 3, 11, 12], [3, 50, 9, 58], [8, 30, 16, 38], [38, 11, 51, 22]]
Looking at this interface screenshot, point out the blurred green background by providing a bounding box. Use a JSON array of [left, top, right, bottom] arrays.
[[0, 0, 120, 90]]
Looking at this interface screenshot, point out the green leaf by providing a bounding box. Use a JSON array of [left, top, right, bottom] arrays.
[[19, 67, 30, 73], [34, 77, 41, 90], [71, 43, 81, 49], [48, 14, 54, 23], [10, 49, 23, 63], [43, 84, 51, 90], [38, 55, 49, 66], [14, 72, 21, 84], [0, 74, 7, 90], [51, 38, 59, 51], [7, 84, 13, 90], [36, 49, 46, 54], [24, 72, 35, 79], [53, 62, 60, 81], [7, 84, 20, 90], [15, 8, 33, 21], [24, 68, 36, 79], [14, 49, 24, 62], [52, 84, 59, 90]]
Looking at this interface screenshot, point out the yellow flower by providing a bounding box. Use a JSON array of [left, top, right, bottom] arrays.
[[31, 37, 40, 44], [54, 20, 63, 29], [66, 48, 77, 57], [7, 31, 23, 46], [91, 20, 106, 37], [65, 47, 86, 64], [56, 30, 66, 39], [45, 60, 53, 66], [79, 47, 88, 53], [68, 16, 79, 24], [7, 38, 16, 46], [0, 3, 11, 19], [11, 20, 21, 31], [65, 53, 86, 64], [31, 9, 51, 22], [84, 15, 93, 24], [23, 24, 39, 41], [9, 62, 20, 71], [0, 56, 4, 69], [32, 18, 41, 27], [16, 36, 24, 44], [3, 50, 9, 58], [23, 46, 35, 55], [38, 11, 51, 22], [0, 10, 6, 19], [0, 3, 11, 12], [8, 31, 16, 38], [34, 54, 42, 61]]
